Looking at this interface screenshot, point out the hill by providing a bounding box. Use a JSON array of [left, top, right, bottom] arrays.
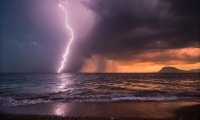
[[159, 66, 187, 73]]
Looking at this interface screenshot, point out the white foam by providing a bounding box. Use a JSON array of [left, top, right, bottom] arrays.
[[0, 95, 195, 106], [112, 96, 177, 101], [0, 97, 51, 106]]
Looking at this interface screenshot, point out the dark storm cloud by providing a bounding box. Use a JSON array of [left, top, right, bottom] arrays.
[[80, 0, 200, 61]]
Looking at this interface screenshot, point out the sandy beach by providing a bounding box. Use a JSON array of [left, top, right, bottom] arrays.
[[1, 99, 200, 120]]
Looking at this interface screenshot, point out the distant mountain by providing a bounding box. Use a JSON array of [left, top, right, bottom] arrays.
[[159, 66, 187, 73], [158, 66, 200, 73]]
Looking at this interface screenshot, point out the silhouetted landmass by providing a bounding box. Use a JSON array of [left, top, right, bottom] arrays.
[[158, 66, 200, 73], [159, 67, 186, 73]]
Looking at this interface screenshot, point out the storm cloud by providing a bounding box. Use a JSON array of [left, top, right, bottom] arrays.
[[0, 0, 199, 72], [80, 0, 199, 57]]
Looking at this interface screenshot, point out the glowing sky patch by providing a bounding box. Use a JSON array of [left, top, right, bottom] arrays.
[[57, 1, 74, 73]]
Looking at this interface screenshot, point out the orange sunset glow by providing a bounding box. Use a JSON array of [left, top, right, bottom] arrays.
[[81, 48, 200, 73]]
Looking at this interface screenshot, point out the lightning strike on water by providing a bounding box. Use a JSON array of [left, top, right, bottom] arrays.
[[57, 1, 74, 73]]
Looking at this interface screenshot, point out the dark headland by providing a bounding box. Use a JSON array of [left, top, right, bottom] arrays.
[[158, 66, 200, 73]]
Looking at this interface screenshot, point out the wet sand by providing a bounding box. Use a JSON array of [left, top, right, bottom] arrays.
[[0, 99, 200, 120]]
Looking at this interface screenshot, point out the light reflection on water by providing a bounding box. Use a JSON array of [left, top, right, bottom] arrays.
[[55, 74, 74, 93], [53, 103, 68, 116]]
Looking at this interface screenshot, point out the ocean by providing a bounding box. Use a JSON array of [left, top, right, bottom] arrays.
[[0, 73, 199, 106]]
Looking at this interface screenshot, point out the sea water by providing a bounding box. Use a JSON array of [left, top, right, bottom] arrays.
[[0, 73, 199, 106]]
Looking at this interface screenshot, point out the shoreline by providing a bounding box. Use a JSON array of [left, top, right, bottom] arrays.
[[0, 99, 200, 120]]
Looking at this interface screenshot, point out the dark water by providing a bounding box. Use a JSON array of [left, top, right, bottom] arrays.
[[0, 73, 199, 106]]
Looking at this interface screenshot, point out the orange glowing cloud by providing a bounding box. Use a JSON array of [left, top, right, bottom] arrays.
[[80, 48, 200, 73]]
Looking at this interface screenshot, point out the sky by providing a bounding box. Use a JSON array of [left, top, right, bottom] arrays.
[[0, 0, 199, 73]]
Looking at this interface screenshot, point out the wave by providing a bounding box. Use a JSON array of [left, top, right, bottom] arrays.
[[0, 97, 51, 106], [0, 94, 197, 106]]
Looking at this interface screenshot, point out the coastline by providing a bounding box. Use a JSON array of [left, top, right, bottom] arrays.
[[0, 99, 200, 120]]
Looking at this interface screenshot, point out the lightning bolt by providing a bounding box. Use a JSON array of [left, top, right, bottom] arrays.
[[57, 1, 74, 73]]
